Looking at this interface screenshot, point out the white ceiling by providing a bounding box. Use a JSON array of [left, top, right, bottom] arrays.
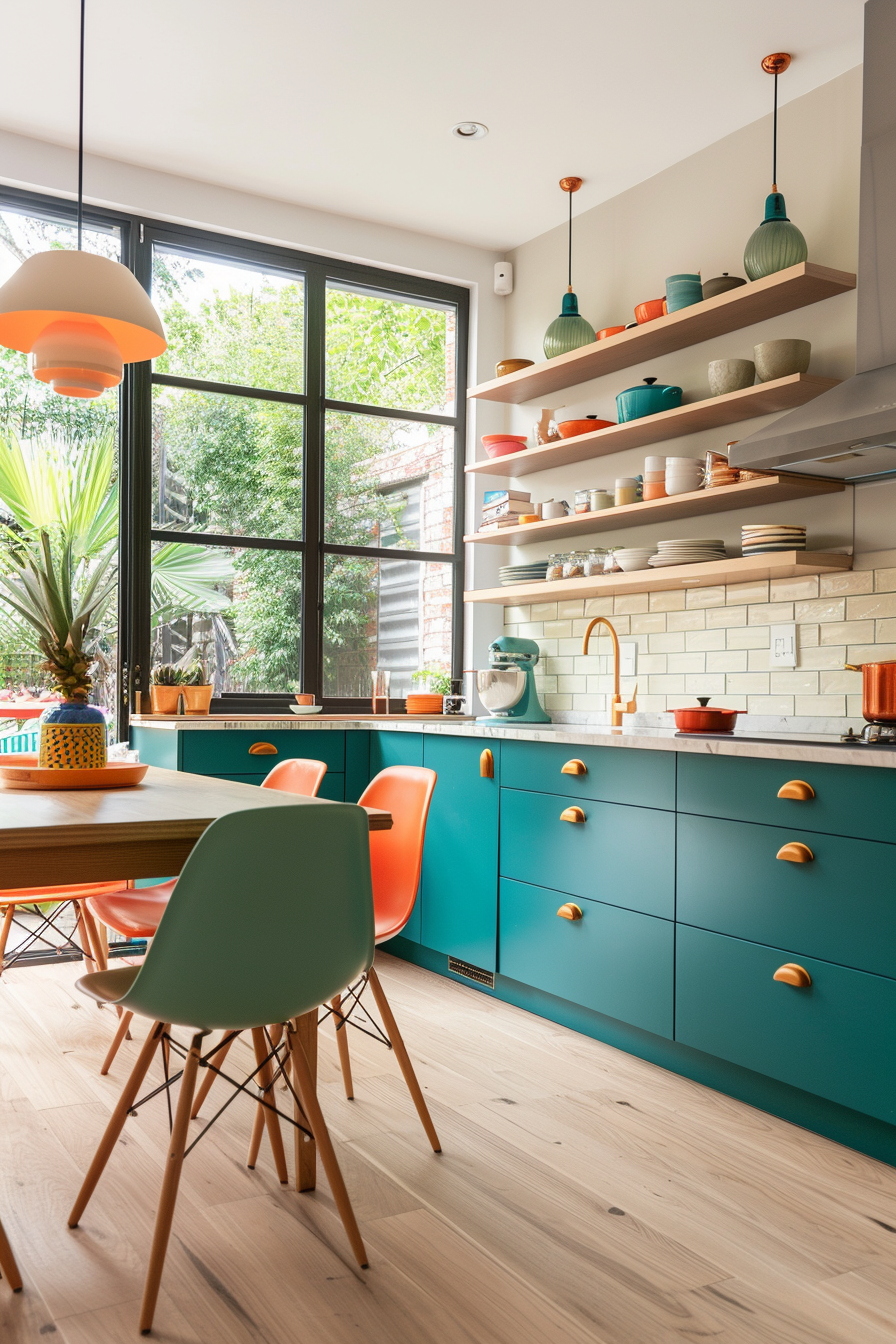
[[0, 0, 866, 251]]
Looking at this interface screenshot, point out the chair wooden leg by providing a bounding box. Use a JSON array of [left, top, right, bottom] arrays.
[[291, 1011, 317, 1192], [367, 965, 441, 1154], [287, 1024, 368, 1270], [0, 904, 15, 977], [139, 1032, 203, 1335], [0, 1214, 22, 1292], [331, 994, 354, 1100], [248, 1028, 288, 1183], [69, 1022, 166, 1227], [190, 1032, 236, 1120], [100, 1010, 134, 1076], [75, 901, 102, 975]]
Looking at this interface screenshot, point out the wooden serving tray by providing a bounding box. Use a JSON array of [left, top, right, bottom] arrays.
[[0, 758, 149, 790]]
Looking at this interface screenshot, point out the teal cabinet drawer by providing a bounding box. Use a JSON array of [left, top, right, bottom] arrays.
[[182, 730, 345, 777], [499, 879, 673, 1037], [217, 772, 345, 801], [500, 787, 674, 919], [501, 740, 675, 810], [421, 736, 498, 969], [678, 752, 896, 844], [369, 731, 423, 773], [678, 815, 896, 979], [676, 924, 896, 1124]]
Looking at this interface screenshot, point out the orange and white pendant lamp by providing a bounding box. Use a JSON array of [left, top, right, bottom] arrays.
[[0, 1, 165, 397]]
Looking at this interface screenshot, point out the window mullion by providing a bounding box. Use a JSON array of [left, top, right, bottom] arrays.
[[302, 263, 326, 698]]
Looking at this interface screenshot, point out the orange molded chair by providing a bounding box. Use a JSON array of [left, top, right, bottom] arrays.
[[0, 881, 125, 979], [328, 765, 441, 1154], [88, 759, 329, 1077]]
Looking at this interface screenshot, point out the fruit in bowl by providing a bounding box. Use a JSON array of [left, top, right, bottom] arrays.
[[481, 434, 529, 459]]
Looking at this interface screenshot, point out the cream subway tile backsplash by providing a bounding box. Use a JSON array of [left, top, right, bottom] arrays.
[[501, 562, 896, 729]]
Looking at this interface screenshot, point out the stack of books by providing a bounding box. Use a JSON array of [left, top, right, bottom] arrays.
[[479, 490, 532, 532]]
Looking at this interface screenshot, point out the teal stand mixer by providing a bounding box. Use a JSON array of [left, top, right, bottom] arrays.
[[476, 636, 552, 726]]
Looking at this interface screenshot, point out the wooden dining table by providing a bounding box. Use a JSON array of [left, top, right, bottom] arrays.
[[0, 765, 392, 1192]]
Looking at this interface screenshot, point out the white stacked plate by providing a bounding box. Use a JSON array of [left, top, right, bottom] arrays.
[[649, 538, 727, 567], [614, 547, 655, 572], [499, 562, 549, 586], [741, 524, 806, 555]]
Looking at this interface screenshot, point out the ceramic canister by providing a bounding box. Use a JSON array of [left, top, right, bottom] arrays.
[[665, 273, 703, 313], [38, 701, 107, 769]]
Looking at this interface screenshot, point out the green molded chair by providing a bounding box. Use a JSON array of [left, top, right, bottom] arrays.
[[67, 800, 375, 1336]]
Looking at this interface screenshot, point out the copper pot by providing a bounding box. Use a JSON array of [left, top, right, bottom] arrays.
[[845, 659, 896, 722]]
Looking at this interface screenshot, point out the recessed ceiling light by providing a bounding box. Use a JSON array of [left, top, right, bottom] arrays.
[[451, 121, 488, 140]]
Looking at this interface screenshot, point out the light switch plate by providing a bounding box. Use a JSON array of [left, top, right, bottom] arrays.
[[619, 641, 638, 677], [770, 623, 798, 668]]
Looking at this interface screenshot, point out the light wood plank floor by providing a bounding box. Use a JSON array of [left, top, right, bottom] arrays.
[[2, 951, 896, 1342]]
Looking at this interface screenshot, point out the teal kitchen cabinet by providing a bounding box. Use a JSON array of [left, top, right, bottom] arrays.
[[676, 924, 896, 1125], [501, 739, 675, 811], [500, 878, 673, 1038], [420, 735, 499, 970], [677, 814, 896, 979], [677, 752, 896, 844], [181, 729, 345, 778], [216, 772, 345, 800], [369, 731, 424, 942], [500, 786, 674, 920]]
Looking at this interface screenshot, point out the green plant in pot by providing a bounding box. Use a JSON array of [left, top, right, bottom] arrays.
[[149, 663, 185, 715], [0, 530, 114, 767], [180, 660, 213, 715], [410, 666, 452, 697]]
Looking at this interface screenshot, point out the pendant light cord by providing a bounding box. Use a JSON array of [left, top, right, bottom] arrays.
[[567, 186, 573, 290], [77, 0, 85, 250], [772, 69, 778, 191]]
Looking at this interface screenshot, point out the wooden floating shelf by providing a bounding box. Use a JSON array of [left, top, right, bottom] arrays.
[[466, 473, 844, 546], [469, 262, 856, 404], [464, 552, 852, 605], [466, 374, 839, 478]]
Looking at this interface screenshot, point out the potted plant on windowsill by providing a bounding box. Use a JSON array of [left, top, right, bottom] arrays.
[[406, 666, 452, 716], [181, 661, 213, 715], [150, 664, 185, 715]]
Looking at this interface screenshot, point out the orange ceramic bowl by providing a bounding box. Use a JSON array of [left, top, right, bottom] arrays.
[[634, 298, 666, 324], [597, 326, 626, 340], [557, 418, 615, 438], [495, 358, 534, 378], [482, 434, 528, 459]]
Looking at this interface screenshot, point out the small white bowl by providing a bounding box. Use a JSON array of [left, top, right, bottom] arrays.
[[289, 704, 323, 715], [665, 480, 704, 496], [615, 553, 653, 571]]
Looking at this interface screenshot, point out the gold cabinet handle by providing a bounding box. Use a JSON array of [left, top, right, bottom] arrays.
[[561, 758, 587, 776], [560, 806, 585, 824], [248, 742, 278, 756], [777, 780, 815, 801], [773, 963, 812, 988], [557, 902, 584, 921], [776, 842, 814, 864], [480, 748, 494, 778]]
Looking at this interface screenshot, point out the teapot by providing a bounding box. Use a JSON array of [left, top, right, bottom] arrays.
[[616, 376, 682, 423]]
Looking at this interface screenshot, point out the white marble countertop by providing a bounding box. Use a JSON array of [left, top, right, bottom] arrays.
[[129, 714, 896, 769]]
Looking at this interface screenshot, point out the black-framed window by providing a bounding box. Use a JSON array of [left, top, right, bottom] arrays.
[[0, 186, 468, 725], [139, 223, 467, 715]]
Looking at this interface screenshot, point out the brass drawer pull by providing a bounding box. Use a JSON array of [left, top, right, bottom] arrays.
[[777, 780, 815, 801], [773, 963, 812, 988], [561, 758, 587, 776], [248, 742, 278, 756], [557, 903, 583, 921], [480, 748, 494, 778], [560, 806, 585, 824], [776, 842, 814, 864]]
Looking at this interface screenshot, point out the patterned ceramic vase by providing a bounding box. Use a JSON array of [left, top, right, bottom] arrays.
[[38, 701, 107, 769]]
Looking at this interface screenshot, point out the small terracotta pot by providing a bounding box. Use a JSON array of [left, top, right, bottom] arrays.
[[150, 685, 182, 714], [182, 685, 214, 715]]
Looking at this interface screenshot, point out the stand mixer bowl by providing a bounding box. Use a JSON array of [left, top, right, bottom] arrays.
[[476, 667, 526, 713]]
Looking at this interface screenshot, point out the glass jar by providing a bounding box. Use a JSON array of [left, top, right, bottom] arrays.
[[589, 488, 614, 511], [615, 477, 638, 507], [603, 549, 622, 574], [584, 548, 608, 577], [574, 489, 592, 515], [563, 551, 587, 579], [545, 553, 566, 582]]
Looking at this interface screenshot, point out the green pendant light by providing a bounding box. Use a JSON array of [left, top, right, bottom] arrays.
[[544, 176, 595, 359], [744, 53, 808, 281]]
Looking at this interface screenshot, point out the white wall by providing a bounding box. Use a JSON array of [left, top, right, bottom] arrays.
[[479, 65, 896, 725], [0, 125, 509, 678]]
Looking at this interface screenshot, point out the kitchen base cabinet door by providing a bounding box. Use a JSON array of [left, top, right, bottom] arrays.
[[182, 729, 345, 777], [421, 735, 499, 970], [676, 924, 896, 1124], [500, 787, 674, 919], [499, 879, 673, 1038]]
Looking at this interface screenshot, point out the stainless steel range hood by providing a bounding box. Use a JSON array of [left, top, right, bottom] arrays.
[[731, 0, 896, 482]]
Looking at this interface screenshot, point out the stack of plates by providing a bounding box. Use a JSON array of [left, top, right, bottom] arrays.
[[648, 538, 727, 567], [741, 524, 806, 554], [499, 562, 549, 586]]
